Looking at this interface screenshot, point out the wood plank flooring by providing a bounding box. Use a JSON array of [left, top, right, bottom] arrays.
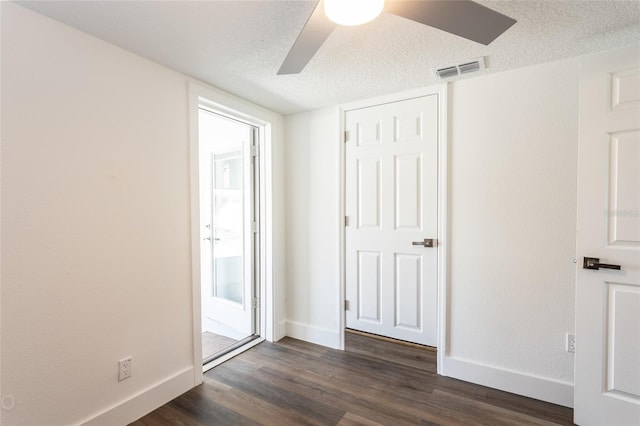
[[131, 333, 574, 425], [202, 332, 238, 360]]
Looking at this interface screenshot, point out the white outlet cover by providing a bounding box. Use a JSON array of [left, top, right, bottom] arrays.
[[118, 357, 132, 381], [566, 333, 576, 353]]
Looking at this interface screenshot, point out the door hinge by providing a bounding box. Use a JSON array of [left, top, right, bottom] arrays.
[[345, 216, 349, 227], [344, 130, 350, 143], [250, 145, 258, 157], [252, 298, 258, 309], [345, 300, 350, 311], [251, 221, 258, 233]]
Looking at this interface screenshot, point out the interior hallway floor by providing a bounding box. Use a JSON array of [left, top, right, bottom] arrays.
[[132, 332, 574, 425], [202, 331, 238, 360]]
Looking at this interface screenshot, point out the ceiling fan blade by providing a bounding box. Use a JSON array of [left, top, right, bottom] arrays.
[[278, 1, 336, 75], [386, 0, 516, 45]]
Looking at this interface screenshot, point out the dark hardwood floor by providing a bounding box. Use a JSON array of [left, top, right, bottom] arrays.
[[131, 333, 574, 425]]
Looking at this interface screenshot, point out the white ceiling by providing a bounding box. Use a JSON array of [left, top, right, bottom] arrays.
[[16, 0, 640, 115]]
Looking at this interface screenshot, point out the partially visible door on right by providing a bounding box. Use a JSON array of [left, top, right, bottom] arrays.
[[575, 45, 640, 425]]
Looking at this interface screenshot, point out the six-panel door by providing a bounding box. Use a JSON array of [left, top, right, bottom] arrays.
[[345, 95, 439, 346]]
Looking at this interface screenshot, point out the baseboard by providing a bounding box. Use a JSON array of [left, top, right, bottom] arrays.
[[285, 320, 341, 349], [81, 367, 195, 425], [274, 319, 287, 341], [444, 357, 574, 408]]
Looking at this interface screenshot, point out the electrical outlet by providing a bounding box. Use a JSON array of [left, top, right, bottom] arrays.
[[566, 333, 576, 353], [118, 357, 132, 381]]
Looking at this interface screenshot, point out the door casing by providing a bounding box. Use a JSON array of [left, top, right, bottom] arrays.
[[338, 84, 449, 374]]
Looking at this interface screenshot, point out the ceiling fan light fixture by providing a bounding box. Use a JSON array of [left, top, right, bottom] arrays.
[[324, 0, 384, 26]]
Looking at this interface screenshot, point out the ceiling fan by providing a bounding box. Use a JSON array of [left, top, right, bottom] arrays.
[[278, 0, 517, 75]]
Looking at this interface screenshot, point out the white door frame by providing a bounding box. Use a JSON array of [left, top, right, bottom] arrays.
[[338, 84, 449, 374], [189, 82, 277, 383]]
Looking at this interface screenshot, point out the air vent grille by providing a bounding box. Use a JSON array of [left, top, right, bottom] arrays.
[[434, 57, 486, 79], [436, 66, 459, 79], [459, 61, 481, 74]]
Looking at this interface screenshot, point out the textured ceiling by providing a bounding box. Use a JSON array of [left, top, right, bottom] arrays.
[[16, 0, 640, 115]]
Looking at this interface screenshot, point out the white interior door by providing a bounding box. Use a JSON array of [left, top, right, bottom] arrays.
[[575, 46, 640, 425], [199, 109, 256, 340], [345, 95, 438, 346]]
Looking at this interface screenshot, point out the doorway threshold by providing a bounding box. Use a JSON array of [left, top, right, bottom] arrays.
[[203, 335, 263, 373], [345, 328, 436, 351]]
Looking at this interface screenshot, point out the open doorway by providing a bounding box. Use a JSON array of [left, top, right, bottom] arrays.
[[189, 82, 279, 380], [198, 108, 259, 364]]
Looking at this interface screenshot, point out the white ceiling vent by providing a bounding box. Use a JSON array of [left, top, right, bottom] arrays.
[[435, 66, 459, 79], [435, 57, 486, 79]]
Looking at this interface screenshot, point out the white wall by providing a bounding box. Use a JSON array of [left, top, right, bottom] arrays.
[[0, 3, 284, 425], [445, 58, 579, 406], [284, 58, 580, 406], [284, 108, 342, 348]]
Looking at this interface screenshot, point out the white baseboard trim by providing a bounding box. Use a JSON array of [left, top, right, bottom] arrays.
[[285, 320, 341, 349], [274, 319, 287, 342], [81, 367, 195, 426], [444, 357, 574, 408]]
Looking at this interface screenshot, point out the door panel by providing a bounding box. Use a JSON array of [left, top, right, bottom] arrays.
[[394, 112, 423, 142], [358, 251, 381, 322], [345, 95, 438, 346], [395, 253, 421, 329], [357, 120, 382, 146], [395, 154, 422, 230], [357, 158, 381, 228], [575, 46, 640, 425], [609, 130, 640, 245], [607, 284, 640, 397]]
